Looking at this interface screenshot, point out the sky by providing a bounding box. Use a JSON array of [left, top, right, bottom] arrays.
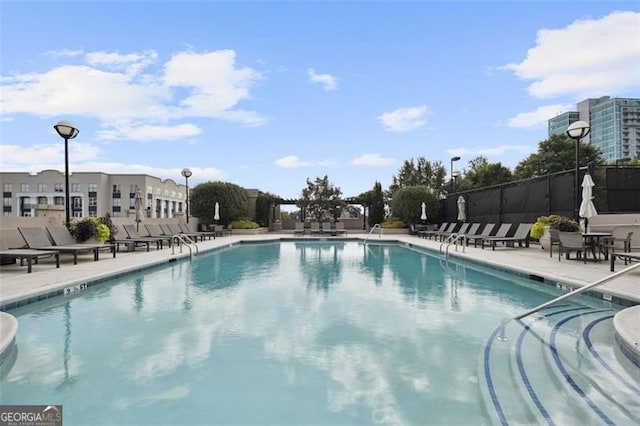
[[1, 1, 639, 203]]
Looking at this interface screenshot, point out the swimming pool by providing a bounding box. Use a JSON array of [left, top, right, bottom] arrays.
[[0, 241, 630, 425]]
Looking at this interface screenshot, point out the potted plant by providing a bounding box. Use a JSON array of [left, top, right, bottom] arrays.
[[70, 217, 112, 243], [530, 214, 579, 249]]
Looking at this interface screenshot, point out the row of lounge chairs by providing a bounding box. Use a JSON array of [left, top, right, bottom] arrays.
[[0, 222, 220, 273], [293, 222, 347, 236], [418, 222, 533, 250]]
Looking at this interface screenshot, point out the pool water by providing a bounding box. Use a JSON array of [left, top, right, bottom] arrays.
[[0, 241, 619, 425]]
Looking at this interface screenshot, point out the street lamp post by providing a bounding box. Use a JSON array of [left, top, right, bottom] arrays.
[[54, 121, 79, 228], [566, 121, 591, 222], [181, 168, 192, 223], [450, 156, 461, 193]]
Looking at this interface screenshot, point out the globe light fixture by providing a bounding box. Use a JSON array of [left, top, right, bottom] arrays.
[[54, 121, 80, 227], [566, 121, 591, 221], [181, 168, 193, 223]]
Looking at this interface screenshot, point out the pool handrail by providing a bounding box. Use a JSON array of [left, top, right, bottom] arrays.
[[171, 233, 199, 258], [496, 261, 640, 341], [364, 224, 382, 242]]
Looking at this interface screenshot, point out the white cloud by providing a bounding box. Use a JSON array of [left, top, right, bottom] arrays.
[[507, 104, 574, 128], [275, 155, 313, 168], [351, 154, 396, 166], [96, 123, 202, 141], [0, 48, 266, 141], [377, 106, 427, 132], [274, 155, 335, 168], [501, 11, 640, 98], [308, 68, 338, 91]]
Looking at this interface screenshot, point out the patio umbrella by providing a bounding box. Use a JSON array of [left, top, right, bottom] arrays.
[[579, 173, 597, 231], [421, 202, 427, 221], [214, 202, 220, 222], [457, 196, 466, 222], [134, 189, 144, 231]]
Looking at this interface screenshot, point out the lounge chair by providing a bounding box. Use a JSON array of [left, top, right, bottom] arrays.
[[440, 223, 471, 241], [293, 222, 305, 236], [610, 251, 640, 271], [309, 222, 321, 234], [0, 238, 59, 273], [179, 222, 215, 240], [335, 222, 347, 235], [18, 227, 108, 264], [419, 223, 448, 240], [212, 225, 225, 237], [482, 223, 532, 250], [476, 223, 512, 249], [47, 226, 117, 259], [223, 224, 233, 236], [558, 231, 588, 263], [433, 223, 457, 241], [466, 223, 496, 247], [143, 224, 174, 247], [122, 224, 166, 250], [165, 223, 203, 242], [322, 222, 333, 235], [459, 223, 480, 238]]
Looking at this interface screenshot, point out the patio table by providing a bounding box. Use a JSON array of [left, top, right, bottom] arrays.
[[582, 232, 613, 261]]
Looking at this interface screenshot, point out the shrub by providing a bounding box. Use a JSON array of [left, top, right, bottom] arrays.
[[380, 220, 405, 229], [71, 217, 111, 242], [231, 219, 260, 229]]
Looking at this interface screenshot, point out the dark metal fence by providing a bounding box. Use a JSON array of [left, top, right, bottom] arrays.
[[442, 166, 640, 225]]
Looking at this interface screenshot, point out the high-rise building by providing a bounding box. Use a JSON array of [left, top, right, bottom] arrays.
[[548, 96, 640, 162]]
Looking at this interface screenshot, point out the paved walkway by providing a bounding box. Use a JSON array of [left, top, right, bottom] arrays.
[[1, 232, 638, 361]]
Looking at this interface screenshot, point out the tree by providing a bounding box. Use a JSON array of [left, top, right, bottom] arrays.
[[387, 157, 447, 199], [297, 175, 345, 221], [190, 181, 247, 225], [513, 134, 604, 180], [457, 156, 513, 190], [390, 185, 439, 225], [368, 181, 385, 227]]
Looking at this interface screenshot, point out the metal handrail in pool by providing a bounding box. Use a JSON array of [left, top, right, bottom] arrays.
[[171, 233, 199, 258], [498, 262, 640, 339], [364, 224, 382, 242], [440, 233, 466, 257]]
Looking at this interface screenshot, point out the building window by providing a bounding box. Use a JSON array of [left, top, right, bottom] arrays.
[[54, 183, 64, 193], [37, 196, 48, 205], [113, 184, 121, 194], [72, 183, 81, 192], [89, 198, 97, 207], [3, 198, 11, 207], [20, 183, 29, 192], [3, 183, 11, 192], [88, 183, 98, 192], [73, 197, 82, 208], [54, 196, 64, 206], [113, 198, 121, 207], [37, 183, 47, 192]]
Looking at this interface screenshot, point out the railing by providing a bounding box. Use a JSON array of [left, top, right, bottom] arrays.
[[498, 261, 640, 340], [171, 234, 199, 259], [439, 233, 466, 257], [364, 224, 382, 242]]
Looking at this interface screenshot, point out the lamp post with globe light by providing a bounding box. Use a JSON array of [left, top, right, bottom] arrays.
[[566, 121, 591, 222], [54, 121, 79, 228], [181, 168, 193, 223]]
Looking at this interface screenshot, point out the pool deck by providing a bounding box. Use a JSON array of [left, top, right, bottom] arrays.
[[1, 232, 638, 363]]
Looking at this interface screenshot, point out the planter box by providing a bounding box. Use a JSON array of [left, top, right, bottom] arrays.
[[233, 227, 269, 235]]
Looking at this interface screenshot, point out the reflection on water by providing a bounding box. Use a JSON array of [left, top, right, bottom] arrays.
[[1, 242, 612, 425]]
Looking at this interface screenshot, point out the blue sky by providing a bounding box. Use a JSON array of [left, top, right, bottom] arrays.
[[1, 1, 639, 202]]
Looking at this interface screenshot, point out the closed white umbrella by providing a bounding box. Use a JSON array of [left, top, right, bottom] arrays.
[[421, 202, 427, 221], [134, 189, 144, 231], [214, 202, 220, 222], [457, 196, 466, 222], [579, 173, 597, 231]]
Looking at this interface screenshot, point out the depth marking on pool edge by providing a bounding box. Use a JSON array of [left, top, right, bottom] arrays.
[[64, 283, 88, 296]]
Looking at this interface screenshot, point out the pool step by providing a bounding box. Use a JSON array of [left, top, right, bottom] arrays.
[[479, 305, 640, 425]]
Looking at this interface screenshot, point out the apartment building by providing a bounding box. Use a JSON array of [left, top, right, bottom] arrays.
[[1, 170, 187, 220], [548, 96, 640, 162]]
